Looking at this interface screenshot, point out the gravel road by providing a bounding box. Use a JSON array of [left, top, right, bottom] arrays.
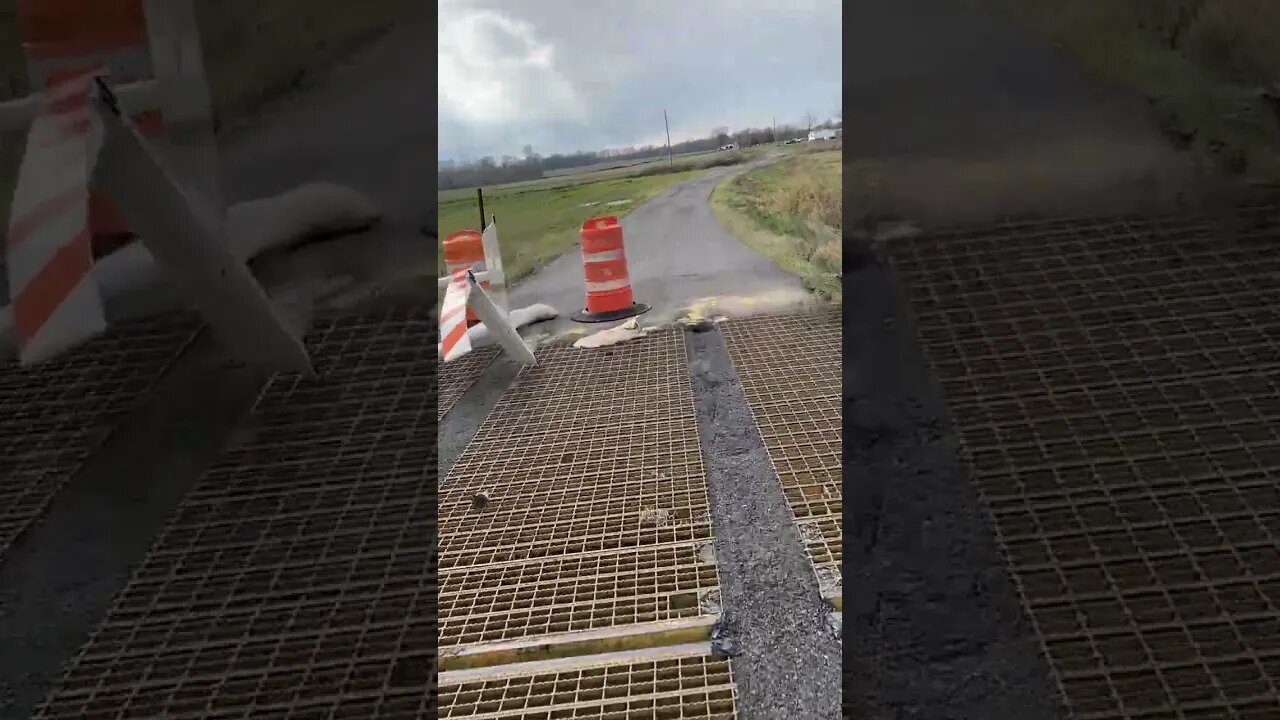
[[687, 328, 842, 719]]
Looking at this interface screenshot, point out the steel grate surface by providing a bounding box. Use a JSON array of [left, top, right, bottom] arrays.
[[439, 652, 736, 719], [440, 331, 720, 650], [719, 311, 842, 597], [889, 209, 1280, 720], [440, 347, 499, 418], [37, 303, 437, 720], [0, 311, 200, 556]]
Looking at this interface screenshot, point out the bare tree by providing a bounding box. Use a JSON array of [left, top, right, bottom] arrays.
[[802, 111, 816, 133], [522, 144, 534, 158], [711, 126, 730, 146]]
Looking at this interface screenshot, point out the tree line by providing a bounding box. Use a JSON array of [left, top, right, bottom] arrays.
[[439, 117, 840, 190]]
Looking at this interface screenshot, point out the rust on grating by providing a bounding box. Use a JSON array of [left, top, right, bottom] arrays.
[[439, 331, 721, 655], [888, 207, 1280, 720], [36, 303, 436, 720], [0, 311, 200, 556], [719, 311, 842, 598], [440, 347, 499, 418], [439, 650, 737, 719]]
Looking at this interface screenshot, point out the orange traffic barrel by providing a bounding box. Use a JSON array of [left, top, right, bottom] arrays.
[[443, 230, 488, 325], [18, 0, 147, 59], [571, 216, 650, 323]]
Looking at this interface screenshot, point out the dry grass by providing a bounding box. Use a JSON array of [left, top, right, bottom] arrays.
[[766, 173, 842, 229], [710, 150, 842, 301]]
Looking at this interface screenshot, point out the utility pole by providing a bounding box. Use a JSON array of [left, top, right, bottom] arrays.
[[664, 109, 673, 167]]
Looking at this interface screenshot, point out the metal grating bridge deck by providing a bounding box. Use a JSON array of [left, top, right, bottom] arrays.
[[438, 645, 737, 719], [0, 311, 200, 557], [720, 311, 842, 605], [889, 206, 1280, 720], [439, 331, 724, 682], [36, 303, 438, 720], [440, 346, 498, 418]]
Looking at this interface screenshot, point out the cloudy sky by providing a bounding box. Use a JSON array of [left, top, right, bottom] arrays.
[[438, 0, 842, 162]]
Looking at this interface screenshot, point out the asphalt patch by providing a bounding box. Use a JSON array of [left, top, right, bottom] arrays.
[[840, 245, 1069, 719], [686, 329, 841, 719]]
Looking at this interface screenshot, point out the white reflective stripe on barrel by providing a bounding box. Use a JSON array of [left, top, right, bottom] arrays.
[[583, 248, 624, 263], [447, 259, 486, 274], [585, 277, 631, 293]]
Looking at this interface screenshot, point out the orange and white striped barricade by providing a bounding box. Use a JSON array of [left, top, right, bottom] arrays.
[[440, 268, 473, 361], [440, 268, 535, 366], [13, 0, 221, 259], [436, 221, 509, 316], [4, 66, 108, 364], [90, 77, 313, 375], [571, 216, 649, 323]]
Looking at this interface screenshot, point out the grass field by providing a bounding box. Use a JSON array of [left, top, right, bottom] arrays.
[[440, 146, 764, 202], [0, 0, 421, 244], [438, 168, 707, 285], [984, 0, 1280, 181], [710, 147, 842, 302], [539, 146, 771, 179]]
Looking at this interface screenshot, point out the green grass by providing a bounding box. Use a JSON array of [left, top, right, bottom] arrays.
[[710, 150, 842, 302], [438, 168, 708, 285], [983, 0, 1280, 181], [440, 147, 764, 202], [0, 0, 421, 241]]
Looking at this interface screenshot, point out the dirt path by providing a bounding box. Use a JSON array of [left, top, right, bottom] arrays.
[[510, 155, 809, 333], [847, 0, 1198, 226]]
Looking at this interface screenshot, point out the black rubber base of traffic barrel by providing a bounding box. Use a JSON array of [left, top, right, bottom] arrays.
[[571, 303, 651, 323]]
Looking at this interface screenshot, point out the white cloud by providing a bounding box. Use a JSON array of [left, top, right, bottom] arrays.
[[438, 0, 841, 160], [437, 3, 585, 125]]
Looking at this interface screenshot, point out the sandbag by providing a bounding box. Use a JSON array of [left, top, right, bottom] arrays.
[[0, 182, 383, 362], [228, 182, 382, 261]]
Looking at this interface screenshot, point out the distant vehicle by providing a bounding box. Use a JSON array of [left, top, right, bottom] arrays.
[[807, 129, 837, 142], [783, 138, 803, 145], [718, 143, 738, 151]]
